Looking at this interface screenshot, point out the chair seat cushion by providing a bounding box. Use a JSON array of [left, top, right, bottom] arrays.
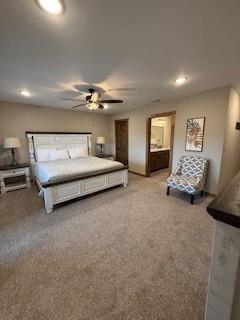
[[167, 174, 202, 194]]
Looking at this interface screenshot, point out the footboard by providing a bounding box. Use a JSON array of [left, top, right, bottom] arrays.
[[41, 168, 128, 213]]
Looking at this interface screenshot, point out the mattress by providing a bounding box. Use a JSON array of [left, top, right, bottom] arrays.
[[34, 156, 124, 183]]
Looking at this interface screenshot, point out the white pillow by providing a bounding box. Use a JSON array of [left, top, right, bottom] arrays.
[[36, 148, 54, 162], [68, 146, 88, 159], [49, 149, 69, 161]]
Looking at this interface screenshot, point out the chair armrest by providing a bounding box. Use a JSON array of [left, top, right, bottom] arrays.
[[196, 172, 207, 181], [195, 177, 202, 184], [174, 165, 182, 175], [195, 175, 207, 190]]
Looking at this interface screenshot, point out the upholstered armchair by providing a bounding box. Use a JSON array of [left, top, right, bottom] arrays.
[[167, 155, 208, 204]]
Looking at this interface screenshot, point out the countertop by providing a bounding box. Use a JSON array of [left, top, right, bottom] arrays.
[[207, 171, 240, 228], [150, 148, 170, 152]]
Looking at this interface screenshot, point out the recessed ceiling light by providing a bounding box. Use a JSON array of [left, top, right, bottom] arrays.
[[175, 76, 188, 85], [35, 0, 64, 15], [19, 90, 31, 97]]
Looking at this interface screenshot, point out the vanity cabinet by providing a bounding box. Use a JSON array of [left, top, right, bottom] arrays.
[[150, 150, 169, 172]]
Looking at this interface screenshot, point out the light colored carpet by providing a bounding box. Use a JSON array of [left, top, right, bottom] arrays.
[[0, 173, 214, 320]]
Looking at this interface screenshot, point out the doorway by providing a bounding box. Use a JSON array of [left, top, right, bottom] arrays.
[[115, 119, 128, 165], [146, 111, 176, 177]]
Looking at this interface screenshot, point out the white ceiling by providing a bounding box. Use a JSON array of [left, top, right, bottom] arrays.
[[0, 0, 240, 114]]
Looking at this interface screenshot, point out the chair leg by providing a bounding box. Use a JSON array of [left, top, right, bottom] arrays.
[[167, 186, 170, 196], [190, 194, 194, 205], [200, 190, 204, 197]]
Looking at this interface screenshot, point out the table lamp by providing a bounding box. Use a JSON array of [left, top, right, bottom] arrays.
[[3, 137, 21, 166], [96, 137, 105, 156]]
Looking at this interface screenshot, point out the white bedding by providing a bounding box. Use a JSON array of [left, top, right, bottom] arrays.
[[34, 156, 124, 183]]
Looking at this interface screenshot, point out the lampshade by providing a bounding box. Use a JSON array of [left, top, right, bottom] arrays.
[[3, 137, 21, 149], [96, 136, 105, 144]]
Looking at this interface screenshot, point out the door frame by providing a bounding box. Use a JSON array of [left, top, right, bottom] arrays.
[[145, 111, 176, 177], [115, 118, 129, 165]]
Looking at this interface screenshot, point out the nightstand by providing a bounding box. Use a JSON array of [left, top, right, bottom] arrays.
[[96, 154, 114, 161], [0, 163, 31, 194]]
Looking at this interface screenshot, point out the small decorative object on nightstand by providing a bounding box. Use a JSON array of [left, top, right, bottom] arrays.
[[0, 163, 31, 194], [96, 154, 114, 161], [3, 137, 21, 166], [96, 136, 105, 156]]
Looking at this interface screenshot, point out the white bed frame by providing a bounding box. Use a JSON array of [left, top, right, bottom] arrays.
[[26, 132, 128, 214]]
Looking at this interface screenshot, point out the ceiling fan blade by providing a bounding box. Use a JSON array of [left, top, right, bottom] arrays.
[[106, 88, 137, 92], [99, 99, 123, 103], [61, 98, 86, 102], [72, 103, 88, 109], [74, 84, 105, 94]]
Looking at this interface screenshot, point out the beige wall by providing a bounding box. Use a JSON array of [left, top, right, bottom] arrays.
[[218, 88, 240, 191], [111, 87, 231, 194], [0, 102, 111, 165], [162, 116, 172, 148]]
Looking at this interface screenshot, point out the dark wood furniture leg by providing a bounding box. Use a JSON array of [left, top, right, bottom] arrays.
[[200, 190, 204, 197], [190, 194, 194, 204], [167, 186, 170, 195]]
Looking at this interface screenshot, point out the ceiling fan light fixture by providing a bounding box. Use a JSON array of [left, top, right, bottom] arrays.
[[91, 92, 100, 102], [35, 0, 64, 15], [61, 86, 123, 110], [87, 102, 99, 111]]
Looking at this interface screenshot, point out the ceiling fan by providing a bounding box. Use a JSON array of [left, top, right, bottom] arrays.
[[61, 87, 123, 111]]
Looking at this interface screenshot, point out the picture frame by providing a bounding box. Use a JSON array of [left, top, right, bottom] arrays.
[[185, 117, 205, 152]]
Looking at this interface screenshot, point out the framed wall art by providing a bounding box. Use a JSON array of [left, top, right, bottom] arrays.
[[185, 117, 205, 152]]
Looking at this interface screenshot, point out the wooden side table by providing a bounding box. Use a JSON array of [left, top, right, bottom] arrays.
[[0, 163, 31, 194]]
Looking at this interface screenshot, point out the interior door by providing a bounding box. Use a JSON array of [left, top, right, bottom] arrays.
[[115, 119, 128, 165]]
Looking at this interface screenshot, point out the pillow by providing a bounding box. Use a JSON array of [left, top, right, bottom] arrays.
[[49, 149, 69, 161], [36, 148, 54, 162], [68, 146, 88, 159]]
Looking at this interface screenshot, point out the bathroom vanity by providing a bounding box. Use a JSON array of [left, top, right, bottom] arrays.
[[150, 148, 170, 172]]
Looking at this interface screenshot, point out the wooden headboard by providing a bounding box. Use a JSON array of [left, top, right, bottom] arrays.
[[26, 131, 92, 166]]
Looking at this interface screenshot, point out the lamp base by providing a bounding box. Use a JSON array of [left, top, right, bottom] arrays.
[[100, 144, 104, 156], [11, 148, 18, 166]]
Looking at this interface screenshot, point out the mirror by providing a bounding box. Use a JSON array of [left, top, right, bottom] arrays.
[[151, 126, 164, 148]]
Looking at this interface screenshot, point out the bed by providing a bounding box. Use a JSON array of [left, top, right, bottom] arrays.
[[26, 132, 128, 213]]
